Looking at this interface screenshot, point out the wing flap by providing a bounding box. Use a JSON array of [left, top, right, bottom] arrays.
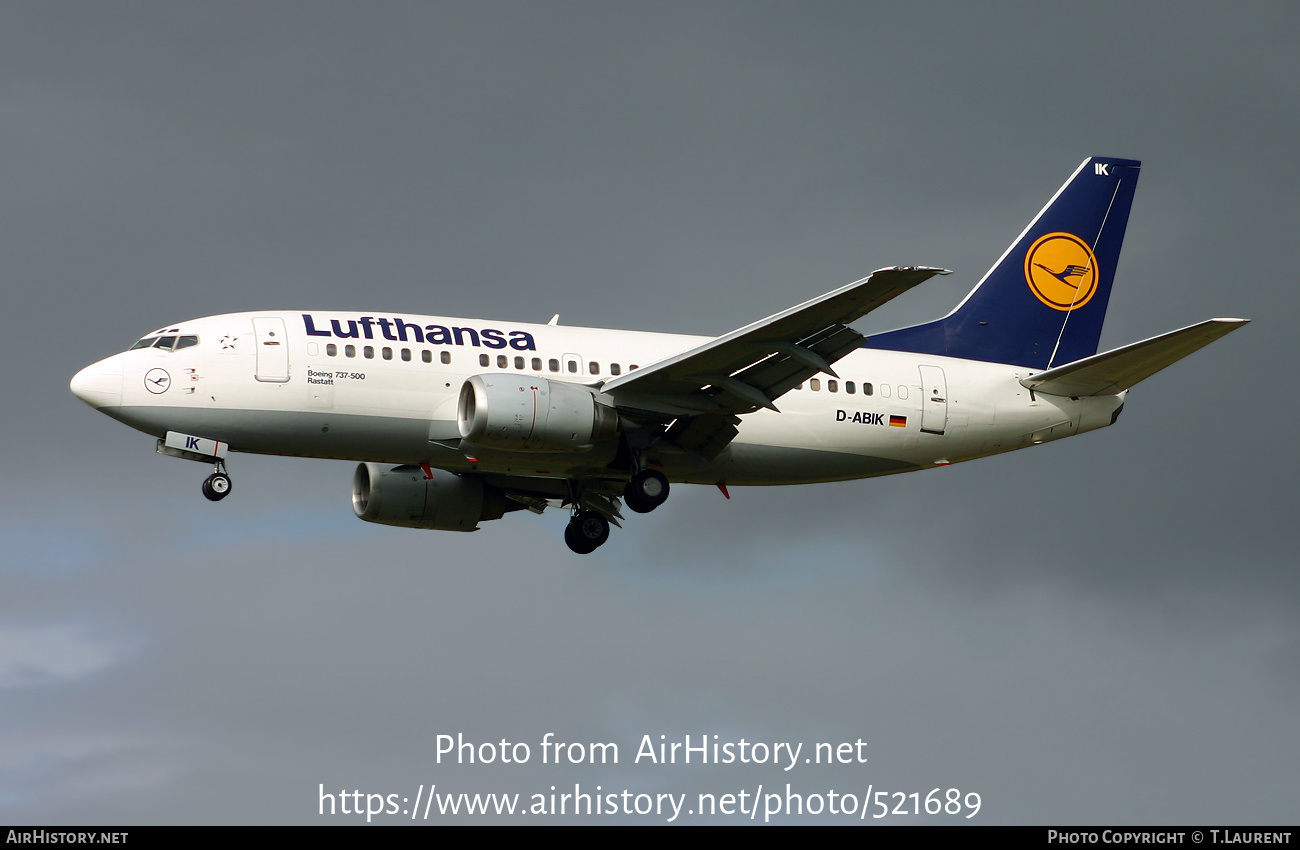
[[1021, 318, 1248, 397], [663, 414, 742, 460], [729, 324, 867, 404]]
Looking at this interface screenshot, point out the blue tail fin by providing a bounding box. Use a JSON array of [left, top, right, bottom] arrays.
[[865, 156, 1141, 369]]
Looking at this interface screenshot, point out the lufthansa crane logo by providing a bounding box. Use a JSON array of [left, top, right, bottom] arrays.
[[1024, 232, 1099, 311], [144, 368, 171, 394]]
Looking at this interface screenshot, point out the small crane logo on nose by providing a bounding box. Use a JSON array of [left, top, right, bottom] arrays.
[[144, 369, 171, 394]]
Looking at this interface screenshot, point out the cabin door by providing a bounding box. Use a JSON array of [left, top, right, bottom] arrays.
[[252, 317, 291, 382], [918, 365, 948, 435]]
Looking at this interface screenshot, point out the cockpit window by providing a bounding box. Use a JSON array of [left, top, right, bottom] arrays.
[[130, 334, 199, 352]]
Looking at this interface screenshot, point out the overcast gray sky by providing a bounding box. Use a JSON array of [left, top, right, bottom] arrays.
[[3, 1, 1296, 824]]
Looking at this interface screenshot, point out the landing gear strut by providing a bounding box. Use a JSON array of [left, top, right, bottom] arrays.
[[623, 468, 669, 514], [565, 509, 609, 554], [201, 459, 232, 502]]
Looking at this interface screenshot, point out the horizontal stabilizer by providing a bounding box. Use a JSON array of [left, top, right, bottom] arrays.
[[1020, 318, 1248, 397]]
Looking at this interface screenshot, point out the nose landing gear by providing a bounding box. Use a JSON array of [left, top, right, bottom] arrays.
[[156, 432, 234, 503], [201, 460, 232, 502]]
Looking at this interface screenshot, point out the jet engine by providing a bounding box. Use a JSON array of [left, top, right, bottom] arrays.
[[457, 374, 619, 451], [351, 463, 514, 531]]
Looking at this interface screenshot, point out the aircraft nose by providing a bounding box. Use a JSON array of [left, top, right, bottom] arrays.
[[70, 355, 123, 409]]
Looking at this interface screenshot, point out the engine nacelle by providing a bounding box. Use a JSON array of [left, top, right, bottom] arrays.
[[457, 374, 619, 452], [351, 463, 509, 531]]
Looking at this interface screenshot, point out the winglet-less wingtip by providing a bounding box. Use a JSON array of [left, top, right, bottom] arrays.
[[881, 266, 952, 275]]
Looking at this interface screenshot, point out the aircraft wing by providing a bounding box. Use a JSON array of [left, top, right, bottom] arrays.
[[602, 266, 950, 417]]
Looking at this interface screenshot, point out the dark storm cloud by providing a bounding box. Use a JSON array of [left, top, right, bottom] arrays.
[[2, 1, 1296, 824]]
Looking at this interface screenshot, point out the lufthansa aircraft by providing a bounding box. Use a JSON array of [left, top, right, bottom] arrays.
[[71, 157, 1246, 553]]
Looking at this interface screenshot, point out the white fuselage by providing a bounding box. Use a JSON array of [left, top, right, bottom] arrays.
[[74, 310, 1124, 487]]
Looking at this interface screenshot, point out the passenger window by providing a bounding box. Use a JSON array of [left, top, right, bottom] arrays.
[[845, 381, 855, 394], [881, 384, 890, 398], [515, 356, 525, 369], [531, 357, 542, 371], [828, 380, 838, 393], [345, 345, 356, 358], [610, 363, 621, 376], [589, 362, 599, 375], [382, 347, 393, 360], [898, 385, 908, 399], [441, 351, 451, 365], [363, 346, 374, 359], [549, 359, 560, 372], [810, 378, 821, 391], [480, 354, 489, 367], [629, 364, 638, 371], [421, 350, 431, 363], [795, 383, 802, 390], [327, 344, 337, 357], [863, 382, 873, 396], [497, 355, 508, 368], [401, 348, 411, 361], [567, 361, 578, 373], [174, 336, 199, 351]]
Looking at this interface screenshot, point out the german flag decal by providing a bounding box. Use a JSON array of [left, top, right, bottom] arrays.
[[889, 415, 907, 428]]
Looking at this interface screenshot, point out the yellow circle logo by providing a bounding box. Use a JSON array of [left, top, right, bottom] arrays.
[[1024, 232, 1099, 311]]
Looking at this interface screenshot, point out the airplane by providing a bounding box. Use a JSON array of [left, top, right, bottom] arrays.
[[70, 157, 1247, 554]]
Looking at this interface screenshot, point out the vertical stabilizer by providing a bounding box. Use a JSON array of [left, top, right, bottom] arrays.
[[866, 157, 1141, 369]]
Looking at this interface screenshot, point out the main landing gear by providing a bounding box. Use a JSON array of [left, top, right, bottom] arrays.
[[563, 468, 671, 554], [565, 510, 610, 554], [201, 460, 232, 502], [623, 468, 669, 514]]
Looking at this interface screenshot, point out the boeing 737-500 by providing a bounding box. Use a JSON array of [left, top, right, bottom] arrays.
[[70, 157, 1246, 553]]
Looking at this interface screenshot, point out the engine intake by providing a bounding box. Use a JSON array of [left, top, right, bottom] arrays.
[[457, 374, 618, 452], [352, 463, 511, 531]]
